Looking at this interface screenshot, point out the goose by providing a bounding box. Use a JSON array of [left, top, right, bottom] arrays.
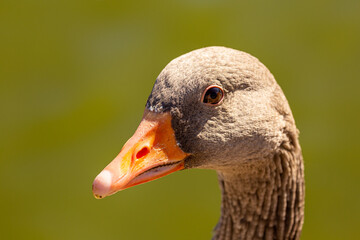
[[92, 46, 305, 240]]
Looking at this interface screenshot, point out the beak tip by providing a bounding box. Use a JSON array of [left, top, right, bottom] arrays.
[[93, 193, 103, 199], [92, 170, 113, 199]]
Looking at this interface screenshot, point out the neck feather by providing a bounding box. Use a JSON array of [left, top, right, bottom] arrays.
[[212, 135, 305, 240]]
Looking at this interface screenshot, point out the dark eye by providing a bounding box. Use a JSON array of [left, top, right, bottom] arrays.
[[202, 85, 224, 105]]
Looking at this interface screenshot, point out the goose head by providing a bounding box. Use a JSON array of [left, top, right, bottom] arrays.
[[147, 46, 296, 170], [92, 46, 304, 239]]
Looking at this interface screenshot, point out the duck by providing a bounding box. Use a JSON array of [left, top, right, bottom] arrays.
[[92, 46, 305, 240]]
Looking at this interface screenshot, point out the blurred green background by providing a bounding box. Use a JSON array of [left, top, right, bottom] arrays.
[[1, 0, 359, 239]]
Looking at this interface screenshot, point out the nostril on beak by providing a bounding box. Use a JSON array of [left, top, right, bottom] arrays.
[[136, 146, 150, 159]]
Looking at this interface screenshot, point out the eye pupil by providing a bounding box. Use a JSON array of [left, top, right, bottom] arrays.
[[202, 86, 224, 105], [210, 91, 218, 99]]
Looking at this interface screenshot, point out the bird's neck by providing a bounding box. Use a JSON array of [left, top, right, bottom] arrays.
[[213, 145, 305, 240]]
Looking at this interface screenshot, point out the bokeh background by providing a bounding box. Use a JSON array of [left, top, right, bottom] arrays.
[[1, 0, 359, 239]]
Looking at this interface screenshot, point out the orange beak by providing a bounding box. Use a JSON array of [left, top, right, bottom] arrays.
[[92, 109, 189, 199]]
